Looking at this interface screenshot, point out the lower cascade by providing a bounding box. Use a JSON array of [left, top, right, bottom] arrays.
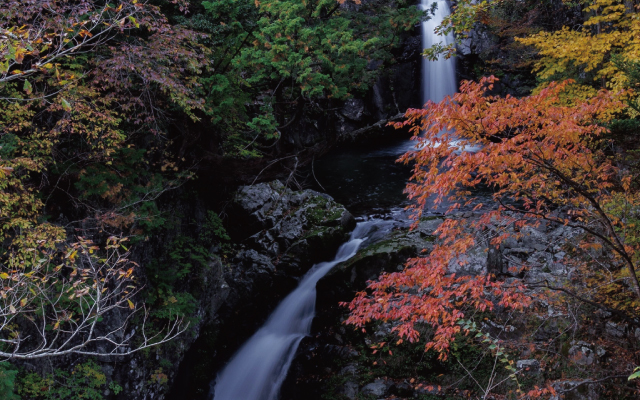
[[210, 221, 380, 400]]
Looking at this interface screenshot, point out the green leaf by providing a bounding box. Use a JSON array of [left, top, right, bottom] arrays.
[[23, 79, 32, 95], [128, 16, 140, 28], [61, 98, 72, 111]]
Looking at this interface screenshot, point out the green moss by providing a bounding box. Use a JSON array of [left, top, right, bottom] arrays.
[[303, 226, 333, 240], [305, 197, 344, 226]]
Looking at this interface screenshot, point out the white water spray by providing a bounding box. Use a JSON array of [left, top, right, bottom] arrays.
[[211, 222, 382, 400]]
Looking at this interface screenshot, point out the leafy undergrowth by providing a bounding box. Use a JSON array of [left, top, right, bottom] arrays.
[[316, 302, 640, 400]]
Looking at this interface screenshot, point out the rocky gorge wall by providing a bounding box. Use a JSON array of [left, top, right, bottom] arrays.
[[59, 6, 427, 396], [85, 4, 427, 395], [29, 1, 620, 398]]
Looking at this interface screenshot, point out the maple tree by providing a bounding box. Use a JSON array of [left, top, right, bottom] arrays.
[[0, 0, 143, 85], [344, 76, 640, 360], [341, 1, 640, 395]]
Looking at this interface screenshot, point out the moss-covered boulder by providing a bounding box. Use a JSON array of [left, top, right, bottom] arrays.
[[317, 217, 441, 303]]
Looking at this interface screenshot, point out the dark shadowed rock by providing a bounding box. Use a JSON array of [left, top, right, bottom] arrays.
[[361, 379, 392, 397], [551, 380, 599, 400], [342, 99, 365, 121], [339, 381, 359, 400], [487, 246, 505, 275], [227, 180, 356, 275]]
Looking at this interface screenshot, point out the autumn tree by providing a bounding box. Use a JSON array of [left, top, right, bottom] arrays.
[[345, 76, 640, 361], [0, 235, 186, 359], [0, 0, 425, 363], [0, 0, 143, 85], [517, 0, 640, 94], [0, 0, 201, 360]]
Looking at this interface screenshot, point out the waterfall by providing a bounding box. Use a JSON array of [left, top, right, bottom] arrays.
[[209, 6, 462, 399], [211, 222, 379, 400], [420, 1, 481, 153], [421, 0, 456, 105]]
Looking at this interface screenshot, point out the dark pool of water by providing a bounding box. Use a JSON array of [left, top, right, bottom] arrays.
[[306, 136, 418, 216], [306, 136, 498, 218]]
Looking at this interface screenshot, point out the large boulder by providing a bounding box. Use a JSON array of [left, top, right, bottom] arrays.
[[227, 180, 356, 275]]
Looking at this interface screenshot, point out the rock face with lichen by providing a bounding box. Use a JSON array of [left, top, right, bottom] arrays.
[[227, 180, 356, 275]]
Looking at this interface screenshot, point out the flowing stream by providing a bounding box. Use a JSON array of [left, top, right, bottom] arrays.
[[211, 222, 383, 400], [210, 3, 458, 399], [310, 0, 461, 216]]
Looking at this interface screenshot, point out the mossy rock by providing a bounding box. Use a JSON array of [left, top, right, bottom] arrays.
[[317, 225, 438, 307]]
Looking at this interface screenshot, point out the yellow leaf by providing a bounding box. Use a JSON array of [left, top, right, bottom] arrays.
[[127, 299, 135, 310]]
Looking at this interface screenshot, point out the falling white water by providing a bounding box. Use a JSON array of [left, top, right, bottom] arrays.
[[391, 0, 462, 156], [421, 0, 457, 105], [419, 0, 482, 153], [211, 221, 381, 400]]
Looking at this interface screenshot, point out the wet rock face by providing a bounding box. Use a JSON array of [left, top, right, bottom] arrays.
[[318, 217, 440, 306], [341, 99, 365, 121], [282, 217, 440, 400]]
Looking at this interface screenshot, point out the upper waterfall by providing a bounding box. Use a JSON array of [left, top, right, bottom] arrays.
[[421, 0, 456, 105]]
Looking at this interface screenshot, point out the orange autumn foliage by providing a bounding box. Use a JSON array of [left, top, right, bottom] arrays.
[[344, 76, 640, 358]]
